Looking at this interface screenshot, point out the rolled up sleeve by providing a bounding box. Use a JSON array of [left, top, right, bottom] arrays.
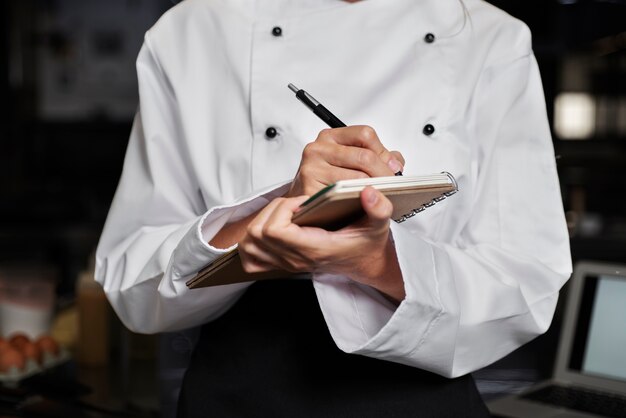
[[312, 50, 572, 377]]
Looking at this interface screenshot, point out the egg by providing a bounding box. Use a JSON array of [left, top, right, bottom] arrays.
[[35, 335, 60, 357], [8, 333, 30, 349], [0, 347, 26, 373], [0, 338, 9, 352], [18, 340, 42, 364]]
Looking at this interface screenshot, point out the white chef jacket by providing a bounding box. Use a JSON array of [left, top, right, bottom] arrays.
[[95, 0, 572, 378]]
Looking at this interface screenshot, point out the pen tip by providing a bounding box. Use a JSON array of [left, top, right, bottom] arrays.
[[288, 83, 299, 93]]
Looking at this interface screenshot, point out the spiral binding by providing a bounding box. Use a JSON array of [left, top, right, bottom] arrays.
[[394, 172, 458, 223]]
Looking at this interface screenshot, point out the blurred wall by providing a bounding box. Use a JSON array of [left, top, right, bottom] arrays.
[[1, 0, 172, 297]]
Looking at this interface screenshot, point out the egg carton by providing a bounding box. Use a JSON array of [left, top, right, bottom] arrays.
[[0, 348, 71, 386]]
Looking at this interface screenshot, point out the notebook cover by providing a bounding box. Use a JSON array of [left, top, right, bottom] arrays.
[[187, 175, 457, 288]]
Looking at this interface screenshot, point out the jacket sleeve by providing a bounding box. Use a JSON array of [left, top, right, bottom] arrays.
[[312, 50, 572, 377], [94, 38, 288, 334]]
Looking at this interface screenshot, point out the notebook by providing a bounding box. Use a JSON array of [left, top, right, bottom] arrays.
[[186, 172, 457, 289], [488, 261, 626, 418]]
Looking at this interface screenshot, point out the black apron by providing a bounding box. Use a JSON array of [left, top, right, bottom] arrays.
[[178, 279, 489, 417]]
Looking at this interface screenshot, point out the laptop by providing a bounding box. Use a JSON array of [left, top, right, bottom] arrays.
[[488, 261, 626, 418]]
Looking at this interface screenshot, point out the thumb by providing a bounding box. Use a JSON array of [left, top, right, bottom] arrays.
[[360, 186, 393, 225]]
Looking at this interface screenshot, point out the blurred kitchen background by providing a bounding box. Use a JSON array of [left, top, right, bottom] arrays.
[[0, 0, 625, 417]]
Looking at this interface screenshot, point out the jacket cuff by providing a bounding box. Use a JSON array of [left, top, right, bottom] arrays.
[[172, 182, 291, 280], [313, 222, 447, 367]]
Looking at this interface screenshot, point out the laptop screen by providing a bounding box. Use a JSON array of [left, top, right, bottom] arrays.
[[568, 274, 626, 383]]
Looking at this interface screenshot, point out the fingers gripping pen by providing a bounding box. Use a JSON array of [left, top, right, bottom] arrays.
[[288, 83, 402, 175]]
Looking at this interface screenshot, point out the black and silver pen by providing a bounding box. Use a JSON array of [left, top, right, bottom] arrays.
[[288, 83, 402, 175], [288, 83, 346, 129]]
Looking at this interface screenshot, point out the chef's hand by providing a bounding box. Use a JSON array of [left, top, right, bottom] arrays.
[[211, 125, 405, 268], [285, 126, 405, 198], [239, 186, 405, 302]]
